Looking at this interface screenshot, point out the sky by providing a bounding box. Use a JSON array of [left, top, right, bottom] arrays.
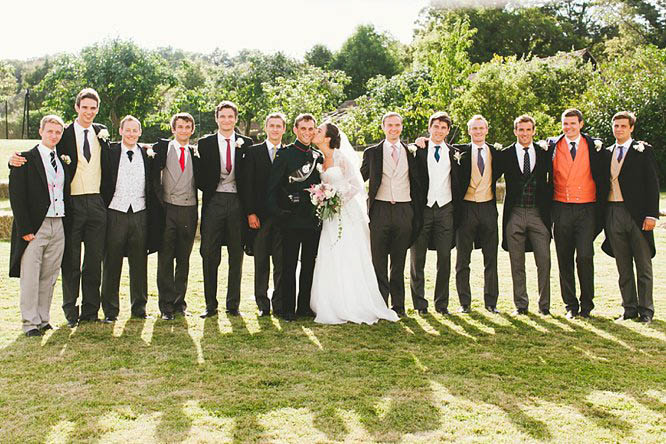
[[2, 0, 432, 60]]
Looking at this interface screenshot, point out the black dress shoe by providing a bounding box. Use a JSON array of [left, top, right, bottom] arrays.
[[67, 320, 78, 328], [486, 305, 500, 314], [459, 305, 471, 314], [276, 313, 295, 322], [615, 313, 638, 321], [637, 314, 653, 323], [417, 308, 428, 315], [538, 309, 551, 316], [565, 310, 578, 319], [161, 313, 175, 321], [296, 309, 316, 318], [258, 310, 271, 317], [78, 318, 100, 324], [174, 309, 189, 317], [200, 309, 218, 319], [40, 323, 56, 331], [131, 313, 154, 320], [101, 316, 117, 324], [435, 307, 450, 315], [394, 309, 406, 318], [513, 308, 528, 315], [226, 309, 241, 317], [579, 311, 591, 319], [25, 328, 43, 337]]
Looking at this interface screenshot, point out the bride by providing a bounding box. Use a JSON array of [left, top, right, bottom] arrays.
[[309, 122, 399, 324]]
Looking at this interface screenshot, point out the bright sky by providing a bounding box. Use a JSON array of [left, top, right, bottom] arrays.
[[2, 0, 431, 60]]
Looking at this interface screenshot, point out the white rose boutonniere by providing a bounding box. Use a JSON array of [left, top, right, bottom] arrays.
[[60, 154, 71, 165], [235, 138, 245, 148], [146, 147, 156, 158], [192, 145, 200, 158], [453, 150, 465, 165], [97, 128, 110, 142], [594, 139, 603, 152], [407, 144, 418, 157], [537, 140, 548, 151], [493, 142, 503, 150], [635, 141, 646, 152]]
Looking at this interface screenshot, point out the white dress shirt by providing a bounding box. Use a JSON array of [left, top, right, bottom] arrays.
[[515, 142, 536, 174], [471, 142, 488, 168], [169, 140, 189, 168], [564, 135, 581, 153], [109, 143, 146, 212], [74, 120, 95, 163], [613, 138, 633, 160], [426, 140, 452, 207], [37, 144, 65, 217]]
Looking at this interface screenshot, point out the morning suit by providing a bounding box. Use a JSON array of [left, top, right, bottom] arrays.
[[242, 140, 283, 313], [151, 138, 200, 316], [9, 145, 71, 332], [198, 132, 253, 313], [601, 139, 659, 319], [548, 133, 605, 316], [361, 140, 423, 313], [266, 140, 322, 317], [454, 142, 502, 309], [409, 140, 460, 312], [100, 142, 155, 319], [57, 122, 110, 323], [499, 142, 553, 312]]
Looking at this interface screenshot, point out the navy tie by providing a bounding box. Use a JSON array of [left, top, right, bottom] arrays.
[[570, 141, 577, 161], [477, 147, 485, 175], [50, 151, 57, 173], [523, 147, 530, 177], [434, 145, 441, 162], [83, 129, 91, 162], [617, 145, 624, 162], [127, 150, 134, 162]]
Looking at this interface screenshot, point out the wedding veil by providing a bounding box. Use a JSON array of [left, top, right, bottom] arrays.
[[338, 131, 369, 215]]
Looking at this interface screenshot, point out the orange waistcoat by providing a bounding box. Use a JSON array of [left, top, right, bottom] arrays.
[[553, 137, 596, 203]]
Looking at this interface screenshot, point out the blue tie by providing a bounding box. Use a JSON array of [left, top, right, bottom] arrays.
[[617, 145, 624, 161], [434, 145, 441, 162]]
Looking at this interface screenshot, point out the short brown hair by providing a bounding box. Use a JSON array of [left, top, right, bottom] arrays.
[[513, 114, 536, 130], [170, 112, 195, 131], [428, 111, 452, 129], [561, 108, 583, 122], [75, 88, 100, 107], [40, 114, 65, 130], [265, 112, 287, 127], [293, 113, 316, 128], [612, 111, 636, 127], [215, 101, 238, 118], [120, 115, 142, 130]]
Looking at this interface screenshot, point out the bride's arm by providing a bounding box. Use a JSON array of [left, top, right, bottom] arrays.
[[337, 151, 362, 202]]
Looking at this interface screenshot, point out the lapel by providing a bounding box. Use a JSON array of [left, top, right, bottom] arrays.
[[617, 140, 635, 181], [373, 141, 383, 182], [211, 134, 222, 179], [60, 124, 78, 165], [259, 142, 273, 169], [110, 143, 122, 188], [29, 146, 49, 192]]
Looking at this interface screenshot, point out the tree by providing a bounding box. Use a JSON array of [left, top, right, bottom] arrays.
[[263, 66, 349, 131], [0, 60, 17, 101], [38, 39, 176, 132], [332, 25, 403, 100], [451, 54, 594, 145], [305, 44, 334, 69], [577, 44, 666, 184]]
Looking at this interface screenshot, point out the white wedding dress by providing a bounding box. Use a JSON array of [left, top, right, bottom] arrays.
[[310, 149, 399, 324]]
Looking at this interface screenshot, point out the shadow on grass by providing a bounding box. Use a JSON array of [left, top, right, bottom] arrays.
[[1, 308, 665, 442]]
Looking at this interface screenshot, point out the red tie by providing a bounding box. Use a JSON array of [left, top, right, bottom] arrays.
[[225, 139, 232, 174], [179, 147, 185, 172]]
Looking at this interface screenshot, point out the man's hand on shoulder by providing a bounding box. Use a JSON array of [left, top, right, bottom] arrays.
[[9, 152, 27, 167], [415, 137, 429, 149]]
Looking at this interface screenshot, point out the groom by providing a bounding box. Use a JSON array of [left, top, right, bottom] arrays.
[[266, 113, 322, 321], [361, 112, 423, 317]]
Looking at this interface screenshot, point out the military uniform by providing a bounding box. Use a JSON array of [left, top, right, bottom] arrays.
[[266, 140, 323, 318]]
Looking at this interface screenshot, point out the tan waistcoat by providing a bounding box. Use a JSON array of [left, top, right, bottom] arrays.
[[70, 133, 102, 195], [608, 147, 627, 202], [375, 143, 411, 203], [464, 146, 493, 202]]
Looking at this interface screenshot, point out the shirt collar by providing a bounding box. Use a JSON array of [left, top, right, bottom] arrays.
[[38, 143, 57, 157], [121, 143, 138, 153], [429, 140, 446, 149], [472, 142, 486, 151], [266, 140, 280, 151], [74, 120, 93, 134], [616, 138, 633, 149], [218, 132, 235, 145], [516, 142, 533, 151], [565, 135, 581, 146], [170, 140, 189, 151]]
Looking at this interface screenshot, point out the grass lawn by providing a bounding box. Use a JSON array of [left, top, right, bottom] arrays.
[[0, 228, 665, 442], [0, 139, 38, 181]]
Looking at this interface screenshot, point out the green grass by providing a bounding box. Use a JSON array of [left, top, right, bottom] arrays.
[[0, 227, 665, 442], [0, 139, 38, 181]]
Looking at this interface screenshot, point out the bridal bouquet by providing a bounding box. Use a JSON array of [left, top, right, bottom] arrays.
[[307, 183, 343, 239]]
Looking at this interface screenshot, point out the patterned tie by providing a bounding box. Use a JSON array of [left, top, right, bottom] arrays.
[[477, 147, 485, 176], [434, 145, 441, 162], [523, 147, 530, 176], [617, 144, 624, 162], [179, 147, 186, 172], [127, 150, 133, 162], [391, 144, 399, 165], [570, 141, 577, 161], [226, 138, 232, 174], [50, 151, 57, 173], [83, 129, 91, 162]]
